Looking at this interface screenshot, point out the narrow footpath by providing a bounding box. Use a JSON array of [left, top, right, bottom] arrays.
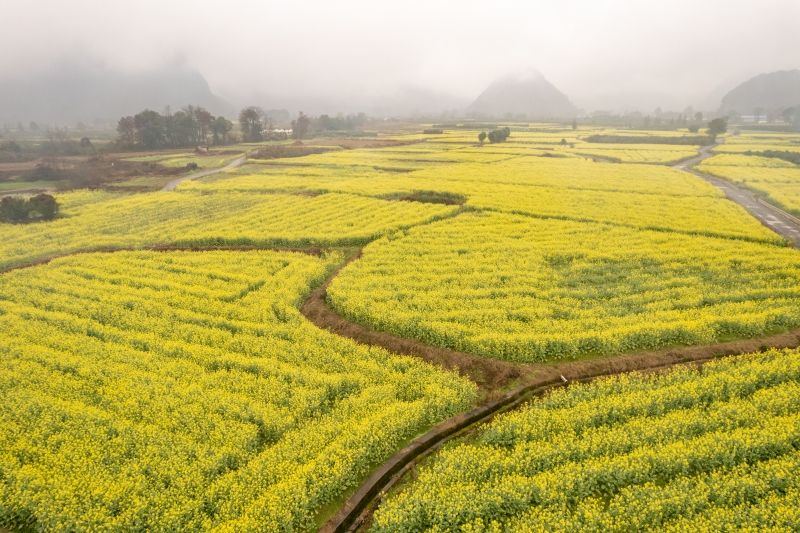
[[161, 155, 247, 191], [673, 142, 800, 243]]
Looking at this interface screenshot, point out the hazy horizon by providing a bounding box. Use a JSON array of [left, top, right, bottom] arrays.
[[2, 0, 799, 118]]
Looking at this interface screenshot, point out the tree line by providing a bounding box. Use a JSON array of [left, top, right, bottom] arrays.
[[238, 107, 368, 142], [116, 106, 233, 150]]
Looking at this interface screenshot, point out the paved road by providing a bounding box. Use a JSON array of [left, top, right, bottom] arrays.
[[161, 155, 247, 191], [674, 142, 800, 244]]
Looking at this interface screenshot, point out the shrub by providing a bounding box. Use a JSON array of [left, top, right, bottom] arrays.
[[0, 196, 30, 223], [0, 194, 59, 223], [28, 194, 59, 220]]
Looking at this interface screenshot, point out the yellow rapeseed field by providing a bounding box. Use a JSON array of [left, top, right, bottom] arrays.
[[328, 212, 800, 361], [371, 349, 800, 532], [0, 250, 474, 532]]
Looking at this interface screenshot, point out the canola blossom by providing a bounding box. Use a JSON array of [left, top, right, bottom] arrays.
[[371, 349, 800, 532], [0, 191, 458, 269], [0, 251, 475, 532], [328, 212, 800, 362]]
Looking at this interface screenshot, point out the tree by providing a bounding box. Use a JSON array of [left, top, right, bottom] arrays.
[[116, 116, 136, 146], [318, 114, 332, 131], [238, 107, 264, 142], [694, 111, 703, 122], [133, 110, 165, 149], [754, 107, 764, 123], [478, 131, 487, 143], [194, 107, 213, 147], [17, 122, 24, 132], [707, 118, 728, 136], [43, 127, 69, 171], [0, 196, 29, 223], [211, 116, 233, 145], [560, 138, 567, 145], [29, 121, 39, 132], [0, 194, 59, 223], [28, 194, 59, 220], [572, 119, 577, 130], [292, 112, 310, 139], [76, 121, 86, 132]]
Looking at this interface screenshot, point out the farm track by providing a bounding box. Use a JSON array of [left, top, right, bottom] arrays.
[[674, 142, 800, 243], [161, 155, 247, 191]]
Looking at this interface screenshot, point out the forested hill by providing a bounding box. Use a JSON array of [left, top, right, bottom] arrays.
[[720, 69, 800, 114], [0, 61, 235, 125], [467, 70, 577, 118]]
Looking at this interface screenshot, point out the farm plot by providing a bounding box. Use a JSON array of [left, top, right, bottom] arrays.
[[566, 144, 699, 164], [0, 190, 458, 269], [328, 212, 800, 362], [371, 348, 800, 533], [0, 250, 474, 532], [697, 155, 800, 217]]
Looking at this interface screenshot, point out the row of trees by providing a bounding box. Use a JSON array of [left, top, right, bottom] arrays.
[[237, 107, 368, 142], [478, 127, 511, 143], [116, 106, 233, 149]]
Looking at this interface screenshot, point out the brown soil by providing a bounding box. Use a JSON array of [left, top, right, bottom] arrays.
[[372, 166, 416, 173], [392, 193, 465, 205], [313, 138, 423, 150]]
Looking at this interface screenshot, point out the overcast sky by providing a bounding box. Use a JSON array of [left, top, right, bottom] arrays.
[[1, 0, 799, 113]]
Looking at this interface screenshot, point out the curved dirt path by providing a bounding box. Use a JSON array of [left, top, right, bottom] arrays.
[[674, 141, 800, 242], [161, 155, 247, 191]]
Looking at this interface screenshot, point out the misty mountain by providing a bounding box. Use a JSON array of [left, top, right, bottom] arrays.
[[720, 70, 800, 113], [0, 61, 236, 126], [467, 70, 577, 118]]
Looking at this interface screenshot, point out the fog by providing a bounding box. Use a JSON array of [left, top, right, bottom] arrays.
[[1, 0, 799, 118]]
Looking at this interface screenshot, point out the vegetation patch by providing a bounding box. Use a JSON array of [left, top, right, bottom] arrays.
[[585, 134, 715, 145], [250, 144, 339, 159], [746, 149, 800, 165]]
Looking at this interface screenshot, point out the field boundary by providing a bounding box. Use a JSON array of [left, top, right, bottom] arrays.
[[0, 245, 325, 275], [755, 196, 800, 226]]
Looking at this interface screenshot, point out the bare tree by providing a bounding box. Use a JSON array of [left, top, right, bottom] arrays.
[[43, 127, 69, 171]]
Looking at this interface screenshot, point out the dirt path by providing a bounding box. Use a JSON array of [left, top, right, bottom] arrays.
[[161, 155, 247, 191], [673, 142, 800, 243]]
